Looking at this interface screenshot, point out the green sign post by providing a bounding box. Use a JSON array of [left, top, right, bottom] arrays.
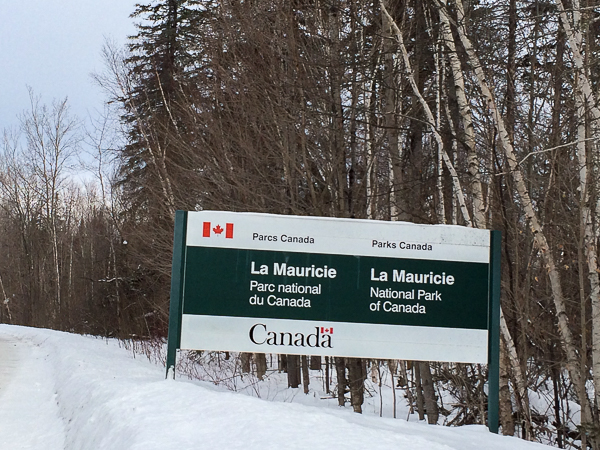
[[166, 210, 187, 379], [166, 211, 500, 432], [488, 230, 502, 433]]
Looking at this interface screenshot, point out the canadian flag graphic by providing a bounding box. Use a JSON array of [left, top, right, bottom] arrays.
[[202, 222, 234, 239], [320, 327, 333, 334]]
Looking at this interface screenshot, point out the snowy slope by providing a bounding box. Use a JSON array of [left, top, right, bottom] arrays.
[[0, 324, 553, 450]]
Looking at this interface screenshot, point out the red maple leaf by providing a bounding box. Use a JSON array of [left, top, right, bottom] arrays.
[[213, 224, 224, 234]]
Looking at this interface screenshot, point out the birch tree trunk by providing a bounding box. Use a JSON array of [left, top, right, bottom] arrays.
[[301, 355, 310, 394], [419, 361, 440, 424], [429, 8, 446, 223], [335, 357, 346, 407], [347, 357, 365, 413]]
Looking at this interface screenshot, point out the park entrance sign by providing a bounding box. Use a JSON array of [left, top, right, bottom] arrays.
[[167, 210, 499, 360], [166, 211, 501, 431]]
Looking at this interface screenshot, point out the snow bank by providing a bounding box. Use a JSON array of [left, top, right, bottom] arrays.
[[0, 325, 553, 449]]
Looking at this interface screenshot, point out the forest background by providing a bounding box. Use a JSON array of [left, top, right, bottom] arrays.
[[1, 0, 600, 447]]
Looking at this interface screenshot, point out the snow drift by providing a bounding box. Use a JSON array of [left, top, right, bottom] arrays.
[[0, 324, 553, 449]]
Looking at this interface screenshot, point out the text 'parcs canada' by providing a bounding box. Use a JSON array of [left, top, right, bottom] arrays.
[[253, 233, 315, 244]]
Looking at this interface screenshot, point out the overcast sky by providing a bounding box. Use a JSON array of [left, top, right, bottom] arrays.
[[1, 0, 138, 130]]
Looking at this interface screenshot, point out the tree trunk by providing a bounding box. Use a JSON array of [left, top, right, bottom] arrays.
[[389, 360, 398, 418], [301, 355, 310, 394], [414, 362, 426, 421], [500, 310, 532, 436], [325, 356, 330, 394], [310, 355, 321, 371], [499, 338, 515, 436], [287, 354, 301, 388], [347, 357, 365, 413], [549, 344, 564, 448], [380, 0, 403, 220], [419, 362, 439, 424], [255, 353, 267, 379], [335, 357, 346, 406], [240, 352, 251, 374], [279, 354, 287, 373]]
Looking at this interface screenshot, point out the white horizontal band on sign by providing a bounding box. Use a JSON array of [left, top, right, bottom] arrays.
[[186, 211, 491, 263], [180, 315, 489, 364]]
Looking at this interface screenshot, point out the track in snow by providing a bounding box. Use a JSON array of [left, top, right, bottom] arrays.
[[0, 334, 19, 398], [0, 332, 65, 449]]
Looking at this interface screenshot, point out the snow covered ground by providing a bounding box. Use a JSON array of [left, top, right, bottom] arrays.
[[0, 324, 554, 449]]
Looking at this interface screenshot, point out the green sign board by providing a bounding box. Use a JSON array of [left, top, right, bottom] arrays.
[[183, 247, 489, 330]]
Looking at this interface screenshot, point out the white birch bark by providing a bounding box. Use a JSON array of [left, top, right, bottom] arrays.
[[442, 82, 459, 225], [365, 84, 376, 220], [432, 21, 446, 224]]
